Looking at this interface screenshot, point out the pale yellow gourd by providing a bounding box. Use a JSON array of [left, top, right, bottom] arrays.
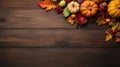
[[67, 1, 80, 13]]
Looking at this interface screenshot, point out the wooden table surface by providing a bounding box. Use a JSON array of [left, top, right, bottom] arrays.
[[0, 0, 120, 67]]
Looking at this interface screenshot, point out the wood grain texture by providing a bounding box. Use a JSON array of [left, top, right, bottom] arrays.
[[0, 0, 120, 67], [0, 48, 120, 67], [0, 9, 75, 29], [0, 29, 114, 47], [0, 9, 108, 29], [0, 0, 39, 9]]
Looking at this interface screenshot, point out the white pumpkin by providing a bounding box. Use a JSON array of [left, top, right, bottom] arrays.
[[67, 1, 80, 13]]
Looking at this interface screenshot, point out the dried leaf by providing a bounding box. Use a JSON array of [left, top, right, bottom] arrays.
[[105, 29, 114, 34], [96, 17, 106, 25], [115, 38, 120, 43], [67, 16, 75, 24], [105, 28, 114, 41], [105, 33, 113, 41], [112, 23, 119, 32], [117, 24, 120, 30], [63, 7, 70, 17], [38, 0, 56, 11], [109, 21, 114, 26]]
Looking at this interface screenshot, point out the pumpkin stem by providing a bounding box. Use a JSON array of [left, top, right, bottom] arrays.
[[118, 6, 120, 9], [72, 4, 75, 7], [88, 7, 92, 11], [103, 2, 107, 7]]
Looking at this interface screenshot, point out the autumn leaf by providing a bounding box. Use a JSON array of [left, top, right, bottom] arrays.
[[105, 28, 114, 34], [96, 17, 106, 25], [117, 24, 120, 30], [67, 16, 75, 24], [38, 0, 56, 11], [112, 22, 119, 32], [115, 38, 120, 43], [105, 28, 114, 41], [105, 33, 113, 41]]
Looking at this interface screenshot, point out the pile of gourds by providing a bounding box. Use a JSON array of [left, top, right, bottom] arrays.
[[38, 0, 120, 43]]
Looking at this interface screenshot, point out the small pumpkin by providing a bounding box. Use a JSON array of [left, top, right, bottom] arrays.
[[85, 0, 100, 3], [87, 0, 107, 3], [108, 0, 120, 18], [67, 1, 80, 13], [85, 0, 107, 3], [80, 1, 98, 17]]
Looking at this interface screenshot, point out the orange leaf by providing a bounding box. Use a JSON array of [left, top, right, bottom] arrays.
[[38, 0, 56, 11], [67, 16, 75, 24], [96, 17, 106, 25]]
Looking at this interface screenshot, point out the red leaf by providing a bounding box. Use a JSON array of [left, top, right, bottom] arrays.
[[115, 38, 120, 43]]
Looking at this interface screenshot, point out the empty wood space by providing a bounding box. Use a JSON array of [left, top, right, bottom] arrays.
[[0, 48, 120, 67], [0, 0, 120, 67]]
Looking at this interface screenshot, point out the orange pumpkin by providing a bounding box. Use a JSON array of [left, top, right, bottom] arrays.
[[85, 0, 107, 3], [85, 0, 101, 3], [80, 1, 98, 17]]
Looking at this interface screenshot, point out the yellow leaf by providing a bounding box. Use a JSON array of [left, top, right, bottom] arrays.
[[112, 23, 119, 31], [105, 33, 113, 41]]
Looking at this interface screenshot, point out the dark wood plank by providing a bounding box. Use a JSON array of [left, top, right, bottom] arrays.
[[0, 48, 120, 67], [0, 9, 108, 29], [0, 0, 39, 9], [0, 9, 75, 29], [0, 29, 114, 47]]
